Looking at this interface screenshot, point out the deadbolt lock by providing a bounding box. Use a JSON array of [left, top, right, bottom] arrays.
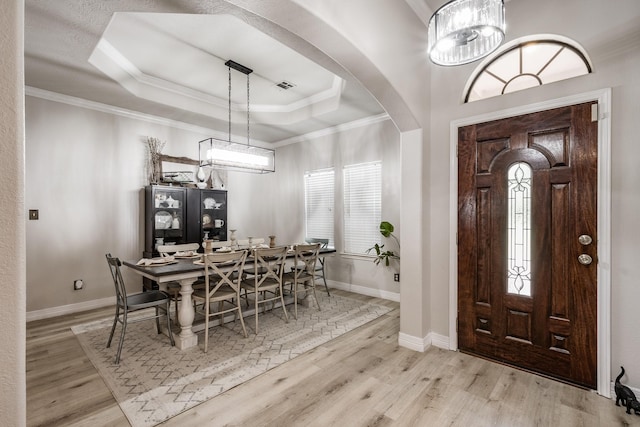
[[578, 234, 593, 245]]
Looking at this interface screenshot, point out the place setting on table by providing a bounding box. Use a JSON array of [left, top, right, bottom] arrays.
[[123, 239, 336, 337]]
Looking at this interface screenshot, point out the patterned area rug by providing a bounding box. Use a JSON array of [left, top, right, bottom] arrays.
[[72, 292, 392, 427]]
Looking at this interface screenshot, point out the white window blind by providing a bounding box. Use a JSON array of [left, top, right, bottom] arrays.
[[343, 161, 382, 255], [304, 168, 335, 248]]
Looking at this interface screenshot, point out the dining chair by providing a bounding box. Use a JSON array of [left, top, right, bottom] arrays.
[[157, 243, 203, 323], [105, 253, 175, 364], [239, 237, 269, 291], [283, 243, 321, 319], [241, 246, 289, 334], [192, 250, 249, 352], [304, 237, 330, 296]]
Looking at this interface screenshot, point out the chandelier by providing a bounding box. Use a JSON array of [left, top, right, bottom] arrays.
[[428, 0, 505, 66], [199, 60, 275, 174]]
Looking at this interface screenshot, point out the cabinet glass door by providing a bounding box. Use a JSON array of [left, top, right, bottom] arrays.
[[201, 191, 226, 242]]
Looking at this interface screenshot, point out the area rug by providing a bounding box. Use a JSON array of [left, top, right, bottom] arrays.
[[72, 292, 392, 427]]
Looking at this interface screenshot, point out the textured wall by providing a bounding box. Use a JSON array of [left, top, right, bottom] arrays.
[[0, 0, 26, 424]]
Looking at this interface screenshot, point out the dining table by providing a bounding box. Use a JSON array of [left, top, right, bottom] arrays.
[[123, 246, 336, 350]]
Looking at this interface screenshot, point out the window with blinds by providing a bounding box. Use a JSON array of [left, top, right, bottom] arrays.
[[304, 168, 335, 248], [343, 161, 382, 255]]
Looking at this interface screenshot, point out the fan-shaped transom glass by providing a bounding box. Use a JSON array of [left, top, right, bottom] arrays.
[[465, 39, 591, 102]]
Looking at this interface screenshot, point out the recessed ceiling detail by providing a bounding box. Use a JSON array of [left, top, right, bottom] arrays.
[[88, 12, 344, 125]]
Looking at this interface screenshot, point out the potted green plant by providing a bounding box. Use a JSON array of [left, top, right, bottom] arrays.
[[366, 221, 400, 266]]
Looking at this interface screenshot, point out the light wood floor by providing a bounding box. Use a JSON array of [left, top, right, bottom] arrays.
[[27, 290, 636, 427]]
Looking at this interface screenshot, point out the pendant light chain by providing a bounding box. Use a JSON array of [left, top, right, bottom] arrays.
[[227, 62, 251, 146], [246, 73, 250, 147], [199, 59, 274, 173], [228, 65, 232, 142]]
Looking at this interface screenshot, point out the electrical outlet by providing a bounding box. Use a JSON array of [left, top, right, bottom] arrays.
[[74, 279, 84, 290], [394, 273, 400, 282]]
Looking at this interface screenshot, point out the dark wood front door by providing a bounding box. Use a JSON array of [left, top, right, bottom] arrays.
[[457, 102, 598, 388]]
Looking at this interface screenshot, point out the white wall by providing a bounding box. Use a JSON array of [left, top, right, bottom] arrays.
[[25, 96, 401, 313], [25, 96, 182, 310], [274, 119, 401, 294], [274, 0, 640, 387], [426, 0, 640, 385]]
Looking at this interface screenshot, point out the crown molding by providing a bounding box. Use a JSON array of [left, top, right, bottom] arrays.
[[25, 86, 267, 146], [272, 112, 391, 148], [26, 86, 390, 150]]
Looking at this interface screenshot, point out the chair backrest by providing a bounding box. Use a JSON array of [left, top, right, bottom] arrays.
[[157, 243, 200, 257], [250, 246, 288, 289], [305, 238, 329, 249], [294, 243, 321, 277], [105, 253, 128, 308], [203, 250, 248, 293]]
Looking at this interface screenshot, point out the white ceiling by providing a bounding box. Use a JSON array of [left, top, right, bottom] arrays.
[[24, 1, 388, 144]]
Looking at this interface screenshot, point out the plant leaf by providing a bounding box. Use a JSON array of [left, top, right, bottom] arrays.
[[379, 221, 394, 238]]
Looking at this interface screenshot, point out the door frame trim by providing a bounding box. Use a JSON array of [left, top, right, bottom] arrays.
[[448, 88, 612, 397]]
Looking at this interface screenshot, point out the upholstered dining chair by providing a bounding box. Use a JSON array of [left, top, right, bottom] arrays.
[[105, 253, 174, 364], [192, 250, 249, 353], [283, 243, 321, 319], [241, 246, 289, 334], [157, 243, 202, 323], [304, 238, 330, 296]]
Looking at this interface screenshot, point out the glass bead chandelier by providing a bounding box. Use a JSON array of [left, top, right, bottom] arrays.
[[428, 0, 505, 66]]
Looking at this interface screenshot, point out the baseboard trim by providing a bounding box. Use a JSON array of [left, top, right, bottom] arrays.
[[27, 297, 115, 322], [398, 332, 428, 351], [327, 280, 400, 302], [610, 381, 640, 401], [430, 332, 451, 350], [398, 331, 450, 352], [27, 281, 398, 323]]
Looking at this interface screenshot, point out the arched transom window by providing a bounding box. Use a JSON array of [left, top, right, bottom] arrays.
[[465, 37, 592, 103]]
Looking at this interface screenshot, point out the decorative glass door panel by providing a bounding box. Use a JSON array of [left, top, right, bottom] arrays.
[[507, 162, 532, 296], [186, 189, 228, 248], [457, 102, 598, 388], [144, 186, 187, 258]]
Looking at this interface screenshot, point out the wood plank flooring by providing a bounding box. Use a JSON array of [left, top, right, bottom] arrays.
[[27, 290, 636, 426]]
